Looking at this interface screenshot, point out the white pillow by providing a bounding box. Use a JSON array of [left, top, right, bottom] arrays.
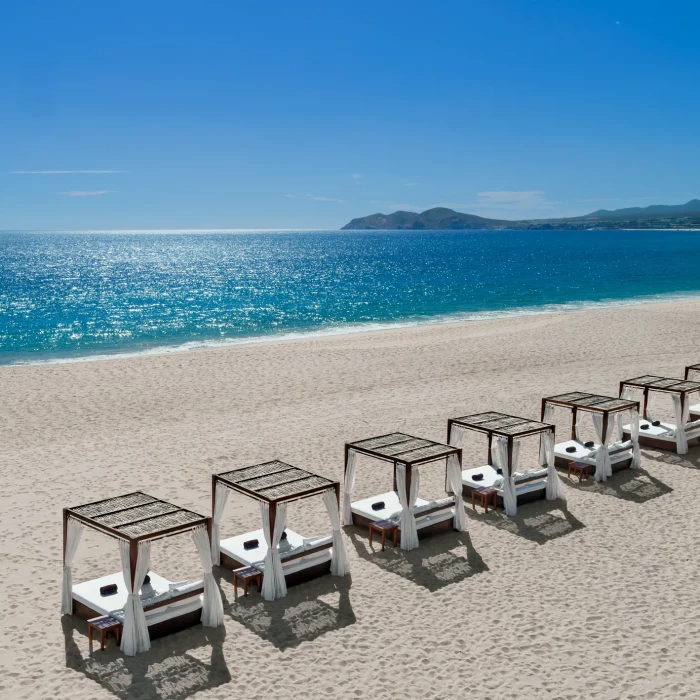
[[168, 580, 189, 592], [492, 477, 504, 489]]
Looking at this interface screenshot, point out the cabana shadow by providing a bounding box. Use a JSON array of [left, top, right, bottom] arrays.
[[565, 467, 672, 503], [643, 448, 700, 470], [471, 500, 584, 545], [221, 572, 355, 651], [347, 528, 487, 591], [62, 616, 230, 700]]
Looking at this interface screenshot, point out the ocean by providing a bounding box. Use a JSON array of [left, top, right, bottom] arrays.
[[1, 228, 700, 365]]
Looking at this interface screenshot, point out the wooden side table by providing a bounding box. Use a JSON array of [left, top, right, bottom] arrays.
[[87, 616, 122, 651], [568, 461, 591, 482], [233, 566, 263, 599], [471, 487, 497, 513], [368, 519, 399, 551]]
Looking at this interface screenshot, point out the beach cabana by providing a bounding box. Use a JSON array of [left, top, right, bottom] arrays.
[[448, 412, 565, 516], [685, 364, 700, 420], [619, 376, 700, 454], [341, 432, 467, 551], [541, 392, 641, 480], [62, 492, 224, 656], [211, 461, 349, 602]]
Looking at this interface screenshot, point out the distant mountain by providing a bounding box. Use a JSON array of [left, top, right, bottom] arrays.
[[583, 199, 700, 220], [341, 200, 700, 230], [342, 207, 510, 230]]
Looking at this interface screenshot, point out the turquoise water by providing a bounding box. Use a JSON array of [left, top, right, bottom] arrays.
[[1, 229, 700, 365]]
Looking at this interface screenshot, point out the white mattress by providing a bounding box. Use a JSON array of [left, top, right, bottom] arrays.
[[554, 439, 633, 465], [462, 465, 546, 495], [72, 571, 203, 625], [351, 490, 455, 529], [351, 490, 428, 522], [690, 403, 700, 415], [625, 421, 676, 441], [219, 528, 332, 575]]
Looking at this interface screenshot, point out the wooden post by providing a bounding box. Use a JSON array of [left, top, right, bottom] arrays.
[[405, 463, 412, 506], [618, 381, 624, 398], [643, 388, 649, 420], [393, 461, 398, 492], [487, 433, 493, 465], [540, 399, 547, 459], [334, 481, 340, 508], [602, 412, 609, 445], [210, 475, 217, 547], [269, 502, 277, 544], [507, 437, 514, 475], [62, 508, 68, 566], [681, 392, 686, 425], [129, 539, 138, 592], [446, 419, 453, 445], [571, 407, 578, 440]]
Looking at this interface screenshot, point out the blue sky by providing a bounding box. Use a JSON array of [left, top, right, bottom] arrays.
[[1, 0, 699, 230]]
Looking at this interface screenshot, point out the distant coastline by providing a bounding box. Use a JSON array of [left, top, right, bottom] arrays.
[[342, 200, 700, 230]]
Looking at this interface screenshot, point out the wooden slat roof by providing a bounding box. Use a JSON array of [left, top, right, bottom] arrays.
[[687, 363, 700, 372], [621, 376, 700, 394], [215, 460, 337, 504], [544, 392, 639, 413], [347, 432, 458, 465], [66, 492, 207, 542], [450, 412, 552, 437]]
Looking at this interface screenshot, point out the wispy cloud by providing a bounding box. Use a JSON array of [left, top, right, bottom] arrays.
[[60, 190, 114, 197], [469, 191, 557, 210], [11, 169, 125, 174], [404, 182, 419, 187], [351, 173, 363, 180], [284, 193, 343, 203]]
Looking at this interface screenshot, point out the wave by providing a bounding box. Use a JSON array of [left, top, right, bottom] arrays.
[[7, 288, 700, 367]]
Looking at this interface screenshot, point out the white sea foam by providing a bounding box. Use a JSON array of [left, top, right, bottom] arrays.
[[8, 289, 700, 367]]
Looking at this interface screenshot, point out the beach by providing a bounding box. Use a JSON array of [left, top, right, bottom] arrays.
[[2, 297, 700, 700]]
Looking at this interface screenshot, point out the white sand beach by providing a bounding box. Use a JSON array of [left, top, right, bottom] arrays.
[[3, 298, 700, 700]]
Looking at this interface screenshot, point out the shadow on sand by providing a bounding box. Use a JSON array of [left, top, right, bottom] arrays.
[[565, 467, 672, 503], [472, 499, 584, 545], [347, 527, 488, 591], [62, 616, 230, 700], [644, 448, 700, 471], [220, 571, 356, 651]]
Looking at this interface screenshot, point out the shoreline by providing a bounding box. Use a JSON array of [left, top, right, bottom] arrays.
[[5, 288, 700, 367]]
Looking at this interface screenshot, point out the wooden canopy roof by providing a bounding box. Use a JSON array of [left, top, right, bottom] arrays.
[[449, 411, 553, 438], [685, 364, 700, 378], [543, 392, 639, 414], [65, 492, 208, 543], [214, 460, 338, 505], [620, 376, 700, 396], [346, 432, 458, 465]]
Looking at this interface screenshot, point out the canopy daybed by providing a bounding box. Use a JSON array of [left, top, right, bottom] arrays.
[[342, 432, 467, 551], [685, 364, 700, 420], [211, 461, 349, 602], [62, 492, 224, 656], [448, 412, 565, 516], [541, 392, 641, 481], [619, 376, 700, 454]]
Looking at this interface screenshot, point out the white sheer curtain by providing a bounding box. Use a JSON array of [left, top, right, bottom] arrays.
[[630, 408, 642, 468], [341, 449, 356, 527], [120, 540, 151, 656], [192, 526, 224, 627], [494, 436, 517, 516], [448, 423, 467, 448], [591, 413, 613, 482], [322, 489, 350, 576], [260, 502, 287, 601], [446, 453, 467, 531], [210, 482, 230, 565], [396, 463, 420, 550], [539, 403, 555, 465], [61, 517, 83, 615], [672, 394, 689, 454], [544, 431, 566, 501]]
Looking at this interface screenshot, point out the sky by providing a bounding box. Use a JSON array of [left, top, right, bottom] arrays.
[[1, 0, 699, 230]]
